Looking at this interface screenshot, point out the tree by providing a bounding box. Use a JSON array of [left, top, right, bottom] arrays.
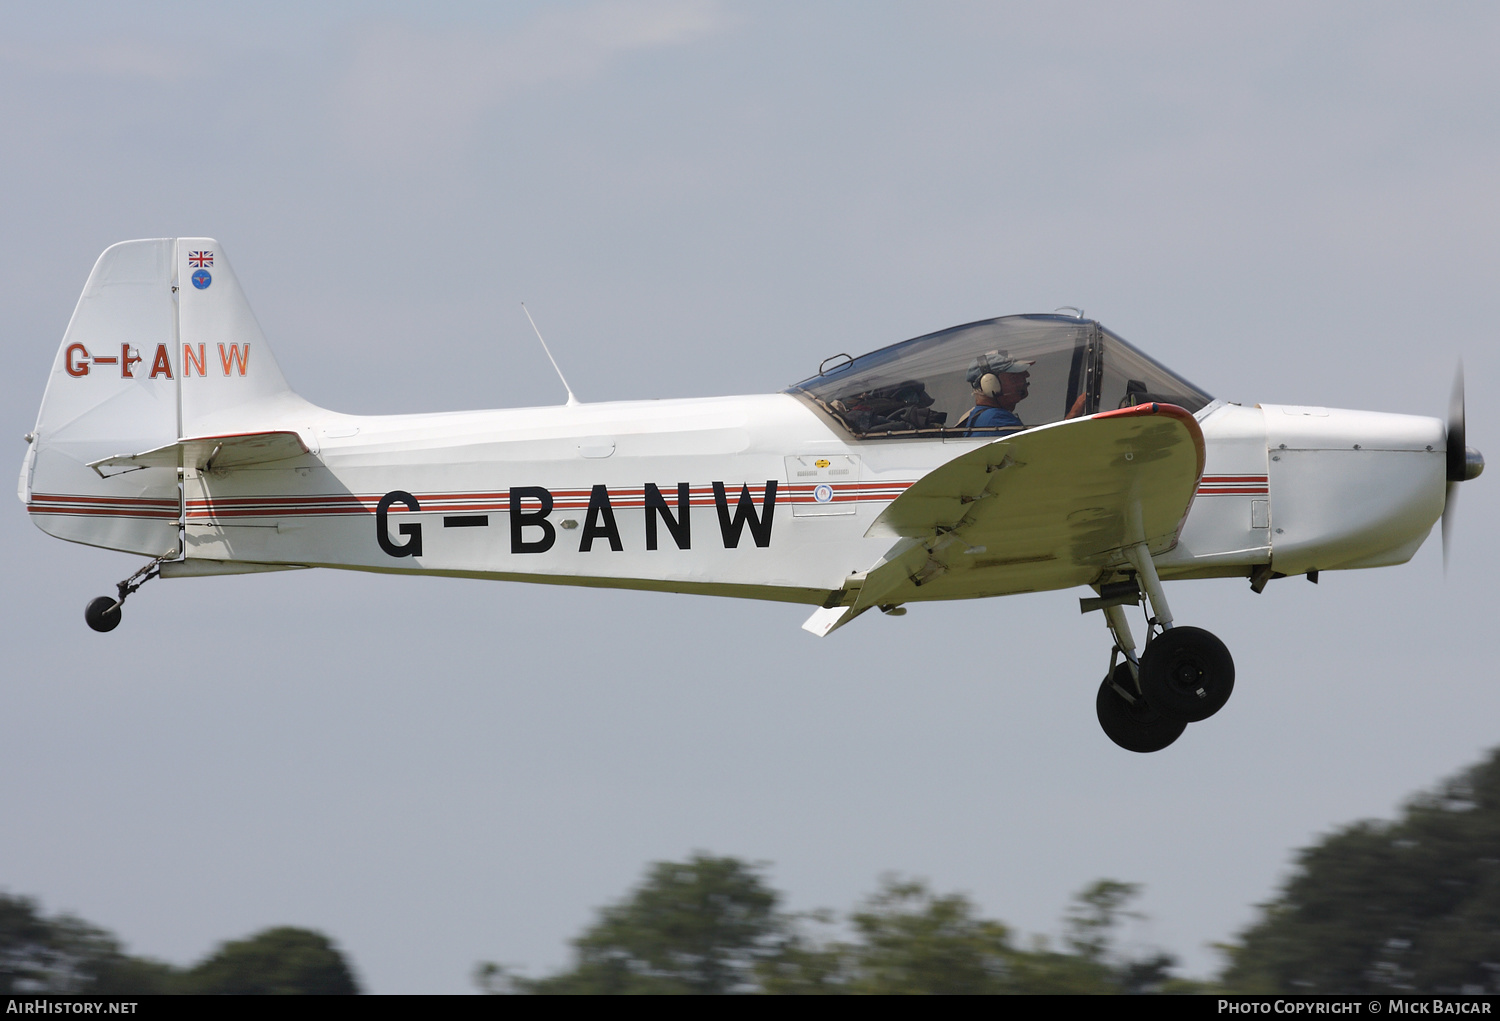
[[1, 894, 358, 994], [0, 893, 175, 994], [182, 927, 360, 995], [1223, 747, 1500, 994], [479, 856, 1189, 994], [821, 877, 1161, 994], [1, 893, 67, 993], [836, 877, 1025, 994], [484, 855, 781, 994], [754, 878, 1024, 994], [1064, 880, 1142, 962], [1060, 879, 1185, 993]]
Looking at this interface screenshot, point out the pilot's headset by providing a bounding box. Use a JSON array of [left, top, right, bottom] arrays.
[[966, 350, 1025, 397]]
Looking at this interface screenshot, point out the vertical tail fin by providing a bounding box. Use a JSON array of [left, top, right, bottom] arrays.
[[22, 238, 311, 555], [175, 237, 307, 435]]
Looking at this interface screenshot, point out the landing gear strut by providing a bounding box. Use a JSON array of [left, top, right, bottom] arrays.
[[1086, 543, 1236, 751], [84, 552, 174, 633]]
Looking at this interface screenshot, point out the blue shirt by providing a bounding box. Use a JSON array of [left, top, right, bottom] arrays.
[[966, 405, 1023, 435]]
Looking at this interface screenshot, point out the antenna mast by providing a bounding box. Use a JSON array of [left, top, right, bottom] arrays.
[[521, 303, 579, 407]]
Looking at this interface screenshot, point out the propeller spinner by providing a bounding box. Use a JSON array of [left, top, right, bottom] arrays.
[[1443, 361, 1484, 567]]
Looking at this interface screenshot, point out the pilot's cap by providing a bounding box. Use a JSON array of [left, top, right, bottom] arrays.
[[966, 350, 1034, 388]]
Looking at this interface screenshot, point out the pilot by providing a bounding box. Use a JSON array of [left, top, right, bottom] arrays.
[[964, 350, 1033, 434]]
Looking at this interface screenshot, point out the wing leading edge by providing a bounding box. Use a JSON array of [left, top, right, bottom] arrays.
[[805, 404, 1205, 635]]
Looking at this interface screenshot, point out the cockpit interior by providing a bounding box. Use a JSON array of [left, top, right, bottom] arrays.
[[787, 314, 1213, 439]]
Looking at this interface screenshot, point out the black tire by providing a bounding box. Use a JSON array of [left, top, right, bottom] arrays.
[[85, 596, 121, 633], [1096, 664, 1186, 753], [1137, 626, 1234, 723]]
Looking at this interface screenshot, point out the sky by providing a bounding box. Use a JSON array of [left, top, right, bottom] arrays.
[[3, 0, 1498, 993]]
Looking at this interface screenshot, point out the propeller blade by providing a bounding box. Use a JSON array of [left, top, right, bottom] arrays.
[[1447, 361, 1466, 483], [1442, 480, 1458, 573]]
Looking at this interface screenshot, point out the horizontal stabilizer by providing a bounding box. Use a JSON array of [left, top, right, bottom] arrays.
[[88, 431, 309, 477]]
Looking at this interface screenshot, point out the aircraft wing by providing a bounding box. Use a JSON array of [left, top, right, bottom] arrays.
[[805, 404, 1204, 635], [87, 430, 309, 477]]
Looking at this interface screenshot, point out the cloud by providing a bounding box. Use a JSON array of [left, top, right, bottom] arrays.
[[332, 0, 731, 158]]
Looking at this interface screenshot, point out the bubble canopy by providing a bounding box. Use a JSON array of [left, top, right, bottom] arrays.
[[786, 313, 1213, 439]]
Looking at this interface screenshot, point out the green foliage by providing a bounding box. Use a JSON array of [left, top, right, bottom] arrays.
[[752, 910, 846, 995], [1, 894, 357, 995], [844, 878, 1019, 993], [1223, 747, 1500, 994], [483, 862, 1181, 994], [0, 893, 175, 994], [488, 855, 782, 994], [998, 936, 1118, 995], [1, 893, 59, 993], [182, 927, 360, 995], [765, 877, 1166, 994], [756, 877, 1023, 994], [1065, 879, 1143, 962]]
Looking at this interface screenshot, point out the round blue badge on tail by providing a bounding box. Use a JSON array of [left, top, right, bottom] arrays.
[[191, 269, 212, 290]]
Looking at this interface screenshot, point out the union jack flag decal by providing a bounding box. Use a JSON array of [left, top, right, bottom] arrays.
[[188, 251, 213, 268]]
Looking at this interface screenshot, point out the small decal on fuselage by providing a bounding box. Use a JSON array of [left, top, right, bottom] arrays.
[[191, 269, 212, 289]]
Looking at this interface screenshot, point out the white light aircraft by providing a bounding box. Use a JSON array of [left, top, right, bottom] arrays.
[[20, 239, 1485, 752]]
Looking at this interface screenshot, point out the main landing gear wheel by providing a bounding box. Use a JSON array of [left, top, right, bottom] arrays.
[[84, 596, 121, 633], [1096, 664, 1186, 753], [1137, 625, 1234, 723]]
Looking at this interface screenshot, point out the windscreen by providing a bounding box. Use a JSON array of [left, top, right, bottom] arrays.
[[1094, 326, 1213, 415]]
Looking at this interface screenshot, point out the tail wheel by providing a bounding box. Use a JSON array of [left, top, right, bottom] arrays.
[[1138, 626, 1234, 723], [1096, 664, 1186, 753], [84, 596, 121, 633]]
